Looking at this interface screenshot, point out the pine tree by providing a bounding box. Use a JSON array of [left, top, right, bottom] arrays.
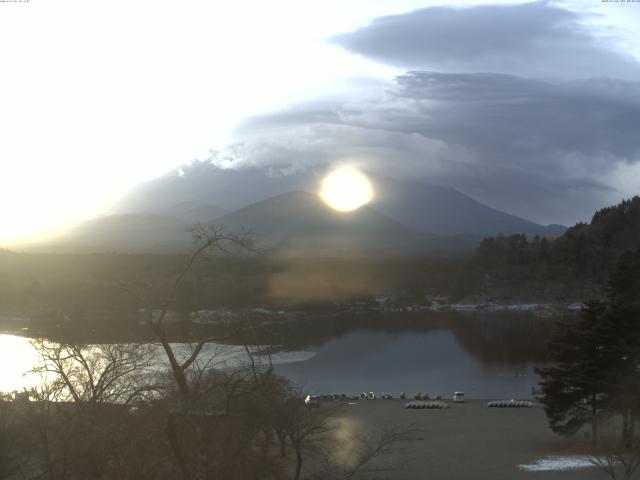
[[537, 300, 613, 444], [602, 251, 640, 445], [537, 250, 640, 445]]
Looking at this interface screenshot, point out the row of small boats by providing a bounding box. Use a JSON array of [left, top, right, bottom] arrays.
[[404, 399, 535, 409], [404, 400, 535, 409], [486, 400, 534, 408], [306, 392, 438, 402], [405, 401, 449, 409], [304, 393, 535, 408]]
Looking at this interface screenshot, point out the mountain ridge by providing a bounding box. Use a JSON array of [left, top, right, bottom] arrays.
[[110, 163, 565, 237], [29, 191, 479, 256]]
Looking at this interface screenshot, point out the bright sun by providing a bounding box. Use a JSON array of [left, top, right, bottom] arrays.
[[320, 166, 373, 212]]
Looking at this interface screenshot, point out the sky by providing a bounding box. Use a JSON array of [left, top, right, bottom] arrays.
[[1, 0, 640, 241]]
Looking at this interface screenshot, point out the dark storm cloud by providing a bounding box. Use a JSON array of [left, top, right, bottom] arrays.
[[215, 2, 640, 225], [227, 72, 640, 225], [390, 72, 640, 163], [332, 1, 640, 80]]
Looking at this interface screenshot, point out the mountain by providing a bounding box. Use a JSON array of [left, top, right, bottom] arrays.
[[54, 162, 569, 255], [154, 200, 226, 223], [111, 163, 565, 237], [31, 214, 193, 253], [109, 162, 316, 219], [368, 174, 566, 237], [202, 191, 476, 256], [35, 192, 478, 256]]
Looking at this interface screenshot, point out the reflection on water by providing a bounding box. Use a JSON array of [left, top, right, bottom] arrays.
[[0, 313, 551, 399], [0, 335, 42, 392], [274, 329, 541, 399], [164, 343, 316, 370], [0, 334, 315, 394], [450, 313, 551, 364]]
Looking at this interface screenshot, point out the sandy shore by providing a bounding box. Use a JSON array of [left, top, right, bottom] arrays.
[[333, 399, 607, 480]]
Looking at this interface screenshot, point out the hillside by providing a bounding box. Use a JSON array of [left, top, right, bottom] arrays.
[[30, 214, 193, 253], [211, 191, 475, 256], [469, 196, 640, 300], [155, 200, 226, 223], [368, 174, 565, 237], [30, 192, 478, 256], [110, 162, 565, 237]]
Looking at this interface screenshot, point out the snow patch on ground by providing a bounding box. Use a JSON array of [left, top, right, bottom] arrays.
[[269, 350, 316, 365], [519, 456, 596, 471]]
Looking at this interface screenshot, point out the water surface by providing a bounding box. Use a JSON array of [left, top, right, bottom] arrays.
[[274, 329, 539, 399], [1, 312, 551, 399]]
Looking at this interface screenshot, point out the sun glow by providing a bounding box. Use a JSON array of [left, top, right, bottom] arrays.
[[0, 335, 41, 393], [320, 166, 373, 212]]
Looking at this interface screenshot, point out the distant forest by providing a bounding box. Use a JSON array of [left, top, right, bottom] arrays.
[[1, 197, 639, 334], [472, 196, 640, 301]]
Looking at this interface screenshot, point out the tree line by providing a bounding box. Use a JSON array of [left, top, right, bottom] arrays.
[[472, 197, 640, 299]]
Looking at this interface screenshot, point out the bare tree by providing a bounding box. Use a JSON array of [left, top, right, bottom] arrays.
[[29, 339, 159, 405], [586, 424, 640, 480], [114, 224, 264, 480], [18, 381, 63, 480], [116, 224, 257, 407], [7, 224, 291, 480], [277, 398, 411, 480], [321, 426, 410, 480], [14, 343, 164, 480], [9, 222, 408, 480], [288, 404, 338, 480], [0, 393, 25, 480]]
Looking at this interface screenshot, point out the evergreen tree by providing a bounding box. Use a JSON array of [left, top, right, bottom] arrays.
[[602, 251, 640, 445], [537, 250, 640, 445], [537, 300, 613, 444]]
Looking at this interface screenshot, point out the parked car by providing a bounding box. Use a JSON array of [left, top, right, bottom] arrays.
[[453, 391, 465, 403]]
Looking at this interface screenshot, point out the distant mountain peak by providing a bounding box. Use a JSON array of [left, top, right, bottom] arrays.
[[110, 164, 565, 238]]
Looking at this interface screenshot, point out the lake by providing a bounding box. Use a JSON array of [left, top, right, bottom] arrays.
[[274, 329, 539, 398], [0, 312, 553, 399]]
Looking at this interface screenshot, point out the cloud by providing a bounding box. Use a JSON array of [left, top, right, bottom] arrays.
[[332, 1, 640, 80], [225, 72, 640, 225]]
